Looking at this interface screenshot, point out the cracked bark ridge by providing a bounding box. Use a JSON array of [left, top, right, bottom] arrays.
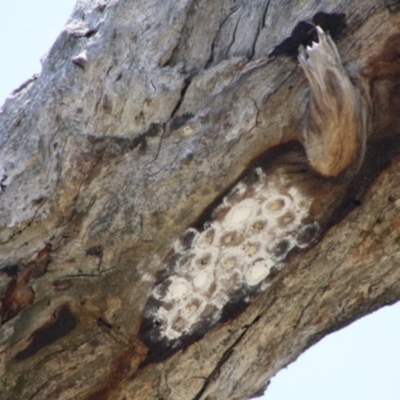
[[1, 1, 400, 399]]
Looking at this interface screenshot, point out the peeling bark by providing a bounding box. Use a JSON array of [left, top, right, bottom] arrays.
[[1, 1, 400, 399]]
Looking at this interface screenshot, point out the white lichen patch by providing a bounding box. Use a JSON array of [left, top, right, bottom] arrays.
[[222, 198, 260, 230], [163, 278, 190, 302], [142, 168, 320, 346], [245, 258, 274, 286]]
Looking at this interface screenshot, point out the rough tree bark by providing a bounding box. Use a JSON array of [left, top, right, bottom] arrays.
[[1, 0, 400, 399]]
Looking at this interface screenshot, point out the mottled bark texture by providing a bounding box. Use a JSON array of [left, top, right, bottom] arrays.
[[1, 1, 400, 399]]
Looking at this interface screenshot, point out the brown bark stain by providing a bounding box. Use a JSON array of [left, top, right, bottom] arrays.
[[13, 305, 78, 361], [368, 33, 400, 79], [84, 338, 148, 400], [0, 244, 51, 323], [367, 32, 400, 139]]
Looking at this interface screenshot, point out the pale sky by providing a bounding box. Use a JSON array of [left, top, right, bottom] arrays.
[[1, 2, 400, 400]]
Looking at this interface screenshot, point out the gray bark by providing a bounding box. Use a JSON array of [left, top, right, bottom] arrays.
[[1, 0, 400, 399]]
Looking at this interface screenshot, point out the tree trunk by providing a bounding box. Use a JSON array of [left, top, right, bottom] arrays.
[[1, 0, 400, 399]]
